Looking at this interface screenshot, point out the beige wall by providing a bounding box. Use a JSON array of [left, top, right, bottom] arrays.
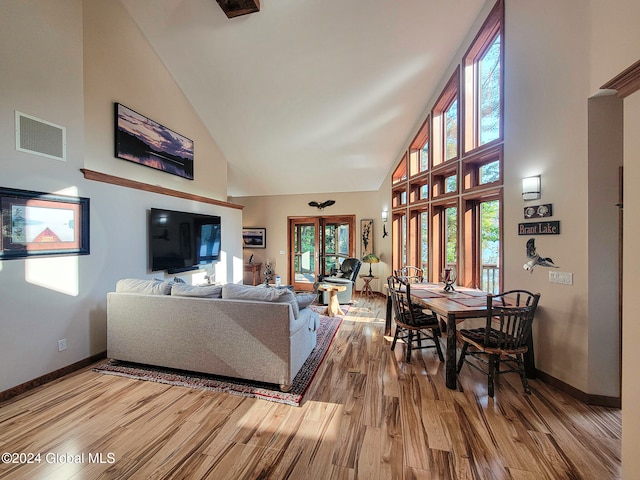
[[83, 0, 228, 201], [2, 0, 640, 474], [588, 0, 640, 475], [622, 90, 640, 480], [233, 188, 393, 292]]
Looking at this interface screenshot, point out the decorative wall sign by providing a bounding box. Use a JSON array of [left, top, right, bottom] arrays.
[[115, 103, 194, 180], [0, 187, 90, 259], [242, 227, 266, 249], [518, 221, 560, 235], [361, 219, 374, 256], [524, 203, 552, 218]]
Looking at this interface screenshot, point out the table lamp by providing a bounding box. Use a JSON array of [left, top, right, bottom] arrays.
[[362, 253, 379, 277]]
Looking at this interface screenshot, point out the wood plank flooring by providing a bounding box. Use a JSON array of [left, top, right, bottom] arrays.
[[0, 296, 621, 479]]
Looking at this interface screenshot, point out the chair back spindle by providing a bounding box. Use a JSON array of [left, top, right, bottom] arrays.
[[457, 289, 540, 397], [387, 275, 443, 363], [394, 266, 424, 284]]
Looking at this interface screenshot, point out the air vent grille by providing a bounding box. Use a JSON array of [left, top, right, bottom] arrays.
[[15, 111, 66, 161]]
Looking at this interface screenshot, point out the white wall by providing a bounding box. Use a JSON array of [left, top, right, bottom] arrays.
[[0, 0, 242, 393]]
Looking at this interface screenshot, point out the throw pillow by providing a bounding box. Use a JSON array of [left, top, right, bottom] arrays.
[[171, 284, 222, 298], [296, 293, 317, 310], [115, 278, 172, 295], [173, 276, 186, 283], [222, 283, 300, 319]]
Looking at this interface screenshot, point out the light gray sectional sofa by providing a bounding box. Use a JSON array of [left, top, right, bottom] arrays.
[[107, 279, 319, 391]]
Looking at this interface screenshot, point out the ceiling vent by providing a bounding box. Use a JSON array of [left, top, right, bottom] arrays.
[[15, 111, 66, 161]]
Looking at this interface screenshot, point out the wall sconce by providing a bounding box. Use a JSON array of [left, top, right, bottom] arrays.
[[522, 175, 541, 201], [381, 210, 389, 237]]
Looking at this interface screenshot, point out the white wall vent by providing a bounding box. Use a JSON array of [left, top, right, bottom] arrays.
[[15, 111, 66, 161]]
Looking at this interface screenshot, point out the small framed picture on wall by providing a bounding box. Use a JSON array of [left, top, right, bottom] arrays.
[[242, 227, 266, 249]]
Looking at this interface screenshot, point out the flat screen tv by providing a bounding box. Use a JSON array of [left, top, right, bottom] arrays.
[[149, 208, 221, 273]]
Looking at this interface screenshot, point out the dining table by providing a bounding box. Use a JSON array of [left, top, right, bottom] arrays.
[[384, 282, 536, 390]]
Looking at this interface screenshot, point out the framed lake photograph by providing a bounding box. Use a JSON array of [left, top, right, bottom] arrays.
[[242, 228, 266, 249], [115, 103, 194, 180], [0, 187, 90, 259]]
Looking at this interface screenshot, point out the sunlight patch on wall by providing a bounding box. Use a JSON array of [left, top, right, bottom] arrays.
[[233, 253, 243, 284], [54, 186, 79, 197], [215, 252, 229, 284], [25, 186, 80, 296], [26, 255, 79, 296]]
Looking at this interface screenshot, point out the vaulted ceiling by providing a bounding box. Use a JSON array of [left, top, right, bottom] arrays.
[[120, 0, 487, 197]]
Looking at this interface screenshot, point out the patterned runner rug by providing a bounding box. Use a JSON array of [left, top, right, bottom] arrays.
[[93, 313, 342, 407]]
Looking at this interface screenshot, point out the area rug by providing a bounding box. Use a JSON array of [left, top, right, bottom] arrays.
[[93, 314, 342, 407]]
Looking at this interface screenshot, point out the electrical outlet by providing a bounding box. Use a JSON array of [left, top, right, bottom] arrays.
[[58, 338, 67, 351], [548, 271, 573, 285]]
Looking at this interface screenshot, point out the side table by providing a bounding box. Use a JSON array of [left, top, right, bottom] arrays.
[[244, 263, 262, 286], [317, 283, 347, 317], [360, 275, 377, 297]]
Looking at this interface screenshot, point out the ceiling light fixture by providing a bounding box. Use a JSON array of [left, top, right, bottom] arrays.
[[216, 0, 260, 19]]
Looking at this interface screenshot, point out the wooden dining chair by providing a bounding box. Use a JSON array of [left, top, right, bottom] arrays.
[[387, 276, 444, 363], [394, 266, 425, 284], [456, 290, 541, 397]]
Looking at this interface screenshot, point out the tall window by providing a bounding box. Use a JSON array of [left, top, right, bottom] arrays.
[[420, 211, 429, 271], [433, 70, 460, 167], [444, 98, 459, 161], [445, 206, 458, 268], [464, 0, 503, 152], [480, 199, 500, 293], [479, 34, 501, 145], [390, 0, 503, 290], [392, 213, 407, 272], [409, 118, 430, 176]]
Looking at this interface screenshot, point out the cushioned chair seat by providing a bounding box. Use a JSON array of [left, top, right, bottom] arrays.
[[316, 257, 362, 305], [320, 277, 354, 304], [457, 327, 505, 349]]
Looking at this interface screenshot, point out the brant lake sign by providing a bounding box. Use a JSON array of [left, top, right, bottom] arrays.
[[518, 221, 560, 235]]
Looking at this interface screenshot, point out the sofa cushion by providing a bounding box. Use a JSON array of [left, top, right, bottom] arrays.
[[171, 283, 222, 298], [116, 278, 171, 295], [296, 293, 316, 310], [222, 283, 300, 319]]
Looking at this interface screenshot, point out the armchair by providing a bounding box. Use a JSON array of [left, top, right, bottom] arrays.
[[317, 257, 362, 305]]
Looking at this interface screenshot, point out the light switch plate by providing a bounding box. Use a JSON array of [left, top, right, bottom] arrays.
[[549, 271, 573, 285]]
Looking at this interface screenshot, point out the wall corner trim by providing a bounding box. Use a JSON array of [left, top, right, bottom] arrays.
[[601, 59, 640, 99]]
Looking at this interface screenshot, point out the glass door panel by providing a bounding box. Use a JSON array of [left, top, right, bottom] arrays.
[[322, 221, 351, 275], [291, 218, 319, 291], [289, 215, 355, 291]]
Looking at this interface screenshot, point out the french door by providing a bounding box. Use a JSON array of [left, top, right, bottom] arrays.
[[288, 215, 356, 291]]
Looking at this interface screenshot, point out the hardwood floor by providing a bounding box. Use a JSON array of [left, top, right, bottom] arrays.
[[0, 296, 620, 479]]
